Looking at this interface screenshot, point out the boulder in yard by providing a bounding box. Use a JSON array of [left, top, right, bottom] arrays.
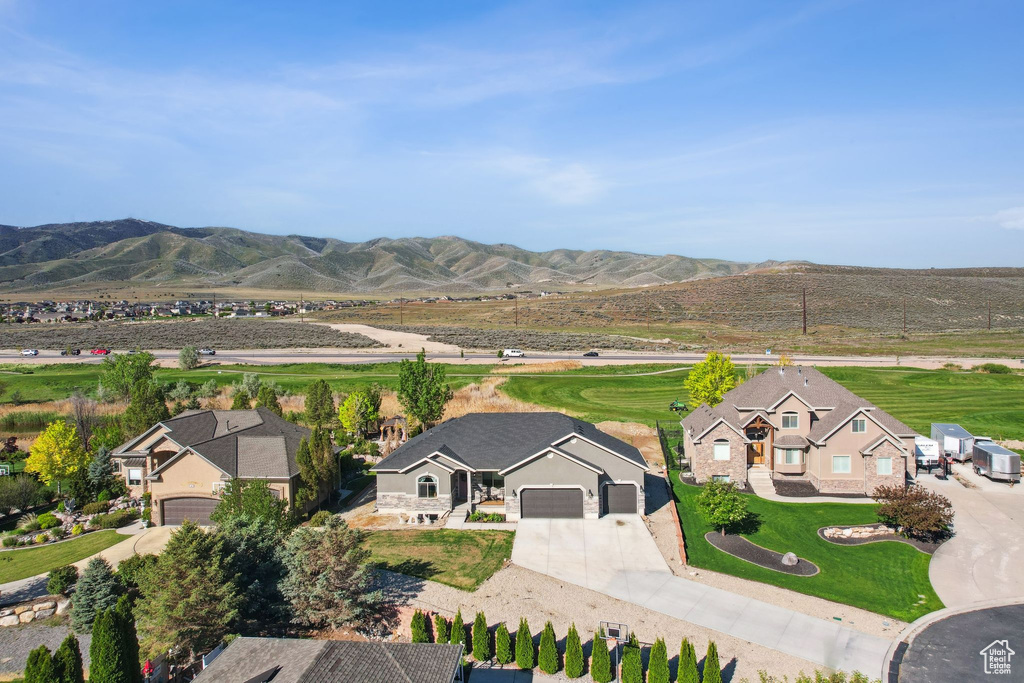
[[781, 552, 799, 566]]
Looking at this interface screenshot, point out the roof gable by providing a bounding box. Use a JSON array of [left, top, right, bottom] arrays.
[[498, 446, 604, 476]]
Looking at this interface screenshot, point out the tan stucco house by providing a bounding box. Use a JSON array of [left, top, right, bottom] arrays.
[[112, 407, 315, 525], [681, 366, 914, 494], [373, 413, 649, 520]]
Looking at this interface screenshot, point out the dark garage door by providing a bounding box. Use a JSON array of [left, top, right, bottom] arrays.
[[603, 483, 637, 514], [520, 488, 584, 518], [162, 497, 219, 526]]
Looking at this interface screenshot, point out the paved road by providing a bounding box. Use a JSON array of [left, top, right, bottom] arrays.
[[512, 516, 890, 677]]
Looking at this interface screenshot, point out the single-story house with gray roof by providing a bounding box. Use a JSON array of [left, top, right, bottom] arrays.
[[372, 412, 649, 520]]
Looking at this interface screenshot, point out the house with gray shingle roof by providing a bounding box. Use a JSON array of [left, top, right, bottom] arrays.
[[112, 408, 320, 525], [681, 366, 914, 494], [372, 413, 649, 520]]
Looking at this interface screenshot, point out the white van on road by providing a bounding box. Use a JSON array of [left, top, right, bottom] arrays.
[[502, 349, 526, 358]]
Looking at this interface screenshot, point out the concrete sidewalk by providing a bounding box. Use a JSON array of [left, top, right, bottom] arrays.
[[512, 516, 890, 677]]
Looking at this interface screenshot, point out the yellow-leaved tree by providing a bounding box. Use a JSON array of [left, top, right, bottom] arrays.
[[26, 420, 89, 494]]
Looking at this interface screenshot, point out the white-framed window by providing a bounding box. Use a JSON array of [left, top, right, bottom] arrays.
[[711, 475, 731, 483], [784, 448, 803, 465], [128, 468, 143, 486], [832, 455, 851, 474], [212, 482, 227, 495], [876, 457, 892, 475], [417, 475, 438, 499], [713, 439, 730, 461], [781, 412, 799, 429], [111, 460, 122, 473], [852, 418, 867, 433]]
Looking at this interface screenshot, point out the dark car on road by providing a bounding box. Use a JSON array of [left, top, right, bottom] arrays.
[[583, 351, 599, 357], [60, 349, 82, 356]]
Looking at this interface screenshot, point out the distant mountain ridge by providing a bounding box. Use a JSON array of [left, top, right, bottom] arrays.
[[0, 218, 766, 293]]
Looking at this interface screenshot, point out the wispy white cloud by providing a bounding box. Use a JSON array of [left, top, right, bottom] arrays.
[[994, 206, 1024, 230]]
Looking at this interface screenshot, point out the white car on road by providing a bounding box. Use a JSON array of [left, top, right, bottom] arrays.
[[502, 348, 526, 358], [20, 349, 38, 356]]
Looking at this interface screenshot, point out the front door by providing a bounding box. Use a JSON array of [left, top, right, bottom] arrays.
[[454, 471, 468, 503], [751, 442, 765, 465]]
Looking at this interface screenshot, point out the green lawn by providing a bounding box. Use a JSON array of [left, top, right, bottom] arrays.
[[362, 529, 514, 590], [671, 473, 942, 621], [0, 530, 125, 583]]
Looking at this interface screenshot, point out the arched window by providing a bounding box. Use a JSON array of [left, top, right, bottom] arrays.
[[713, 439, 730, 461], [417, 475, 438, 499], [781, 412, 799, 429]]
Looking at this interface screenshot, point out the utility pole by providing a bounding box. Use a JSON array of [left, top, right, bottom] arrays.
[[300, 294, 304, 323], [801, 288, 807, 335], [988, 300, 992, 330]]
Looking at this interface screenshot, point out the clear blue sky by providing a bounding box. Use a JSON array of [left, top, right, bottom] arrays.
[[1, 0, 1022, 267]]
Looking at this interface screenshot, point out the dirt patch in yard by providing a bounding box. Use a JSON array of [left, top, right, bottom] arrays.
[[595, 421, 660, 464]]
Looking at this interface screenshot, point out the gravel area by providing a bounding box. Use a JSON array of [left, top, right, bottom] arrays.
[[0, 622, 90, 674], [817, 525, 943, 554], [704, 532, 819, 576]]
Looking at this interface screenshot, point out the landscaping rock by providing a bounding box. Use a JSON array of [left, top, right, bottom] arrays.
[[842, 528, 854, 538], [18, 611, 34, 624], [34, 608, 55, 619], [32, 601, 56, 611], [0, 609, 12, 618], [55, 599, 70, 615], [781, 552, 798, 566], [13, 607, 30, 616], [0, 615, 19, 627]]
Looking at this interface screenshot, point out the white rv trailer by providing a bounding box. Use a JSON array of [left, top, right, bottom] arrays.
[[914, 437, 941, 470], [931, 423, 975, 462]]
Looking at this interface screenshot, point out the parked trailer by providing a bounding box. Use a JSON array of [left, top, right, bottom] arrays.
[[972, 441, 1021, 483], [931, 423, 975, 462], [914, 437, 941, 470]]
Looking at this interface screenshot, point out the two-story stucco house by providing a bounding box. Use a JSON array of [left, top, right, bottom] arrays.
[[112, 407, 317, 525], [682, 366, 914, 494], [372, 413, 649, 520]]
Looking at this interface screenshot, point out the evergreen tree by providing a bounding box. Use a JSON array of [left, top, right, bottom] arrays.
[[564, 623, 584, 679], [590, 632, 611, 683], [472, 611, 490, 662], [231, 388, 252, 410], [703, 641, 722, 683], [538, 620, 559, 674], [255, 384, 283, 416], [90, 607, 131, 683], [449, 609, 466, 651], [53, 633, 85, 683], [515, 617, 534, 670], [433, 614, 449, 644], [495, 623, 512, 665], [678, 638, 698, 683], [116, 595, 142, 683], [310, 426, 338, 503], [304, 379, 335, 426], [621, 643, 642, 683], [648, 637, 669, 683], [123, 381, 170, 437], [24, 645, 55, 683], [86, 446, 116, 498], [72, 557, 120, 633], [411, 610, 429, 643]]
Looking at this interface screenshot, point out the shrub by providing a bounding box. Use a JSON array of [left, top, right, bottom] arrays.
[[975, 363, 1012, 374], [308, 510, 332, 527], [473, 611, 491, 662], [433, 614, 449, 644], [82, 501, 110, 516], [18, 512, 39, 529], [703, 641, 723, 683], [179, 346, 200, 371], [47, 565, 79, 595], [2, 536, 17, 547], [38, 512, 59, 529], [495, 623, 512, 665], [564, 623, 584, 678], [621, 643, 642, 683], [89, 509, 138, 529], [71, 523, 84, 536], [34, 533, 48, 544], [96, 490, 111, 503], [648, 637, 669, 683], [515, 618, 534, 670], [116, 553, 157, 590], [590, 632, 611, 683], [873, 484, 954, 539], [538, 621, 559, 674], [411, 610, 429, 643], [468, 511, 505, 522], [50, 527, 66, 541], [449, 609, 466, 651]]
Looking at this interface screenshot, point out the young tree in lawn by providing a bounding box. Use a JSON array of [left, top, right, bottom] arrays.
[[210, 479, 291, 533], [178, 346, 200, 371], [122, 381, 170, 437], [397, 351, 453, 429], [72, 557, 121, 633], [231, 388, 252, 410], [696, 480, 748, 536], [53, 633, 85, 683], [684, 351, 737, 407], [495, 623, 512, 666], [648, 637, 669, 683], [24, 645, 55, 683], [515, 618, 534, 670], [135, 521, 240, 664], [100, 352, 157, 400], [678, 638, 698, 683], [26, 420, 89, 496], [538, 620, 559, 674], [873, 484, 954, 539], [433, 614, 449, 644], [255, 384, 283, 416], [449, 609, 466, 652], [590, 632, 612, 683], [472, 611, 491, 662], [280, 516, 380, 630], [411, 610, 429, 643], [304, 379, 336, 427], [564, 623, 584, 679], [703, 641, 723, 683]]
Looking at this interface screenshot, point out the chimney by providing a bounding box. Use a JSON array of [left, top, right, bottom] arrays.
[[804, 378, 808, 386]]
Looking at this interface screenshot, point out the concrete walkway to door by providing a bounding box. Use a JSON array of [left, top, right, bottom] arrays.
[[512, 516, 891, 677]]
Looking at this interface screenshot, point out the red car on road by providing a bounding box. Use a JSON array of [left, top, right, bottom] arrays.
[[90, 348, 110, 355]]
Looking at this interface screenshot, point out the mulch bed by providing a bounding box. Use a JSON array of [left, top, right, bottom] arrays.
[[772, 478, 869, 499], [678, 473, 754, 494], [817, 525, 944, 554], [704, 532, 819, 576]]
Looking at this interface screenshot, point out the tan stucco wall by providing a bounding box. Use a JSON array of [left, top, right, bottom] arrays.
[[770, 395, 817, 436]]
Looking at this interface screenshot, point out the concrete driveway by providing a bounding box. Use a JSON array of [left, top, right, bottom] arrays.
[[913, 466, 1024, 608], [511, 515, 891, 676]]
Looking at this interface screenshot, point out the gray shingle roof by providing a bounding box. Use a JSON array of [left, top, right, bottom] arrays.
[[373, 412, 646, 473], [774, 434, 809, 447], [192, 637, 463, 683]]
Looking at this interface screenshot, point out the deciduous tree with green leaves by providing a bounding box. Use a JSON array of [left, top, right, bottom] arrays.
[[515, 618, 534, 670], [210, 479, 291, 532], [178, 346, 200, 371], [397, 351, 453, 429], [26, 420, 88, 494], [100, 352, 157, 400], [339, 390, 379, 438], [564, 623, 584, 678], [122, 381, 170, 437], [684, 351, 737, 407], [538, 620, 559, 674], [696, 480, 748, 535]]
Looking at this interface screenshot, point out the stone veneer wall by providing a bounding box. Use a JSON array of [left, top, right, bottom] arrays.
[[376, 491, 452, 515], [0, 597, 69, 626], [863, 441, 908, 495], [690, 423, 747, 485]]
